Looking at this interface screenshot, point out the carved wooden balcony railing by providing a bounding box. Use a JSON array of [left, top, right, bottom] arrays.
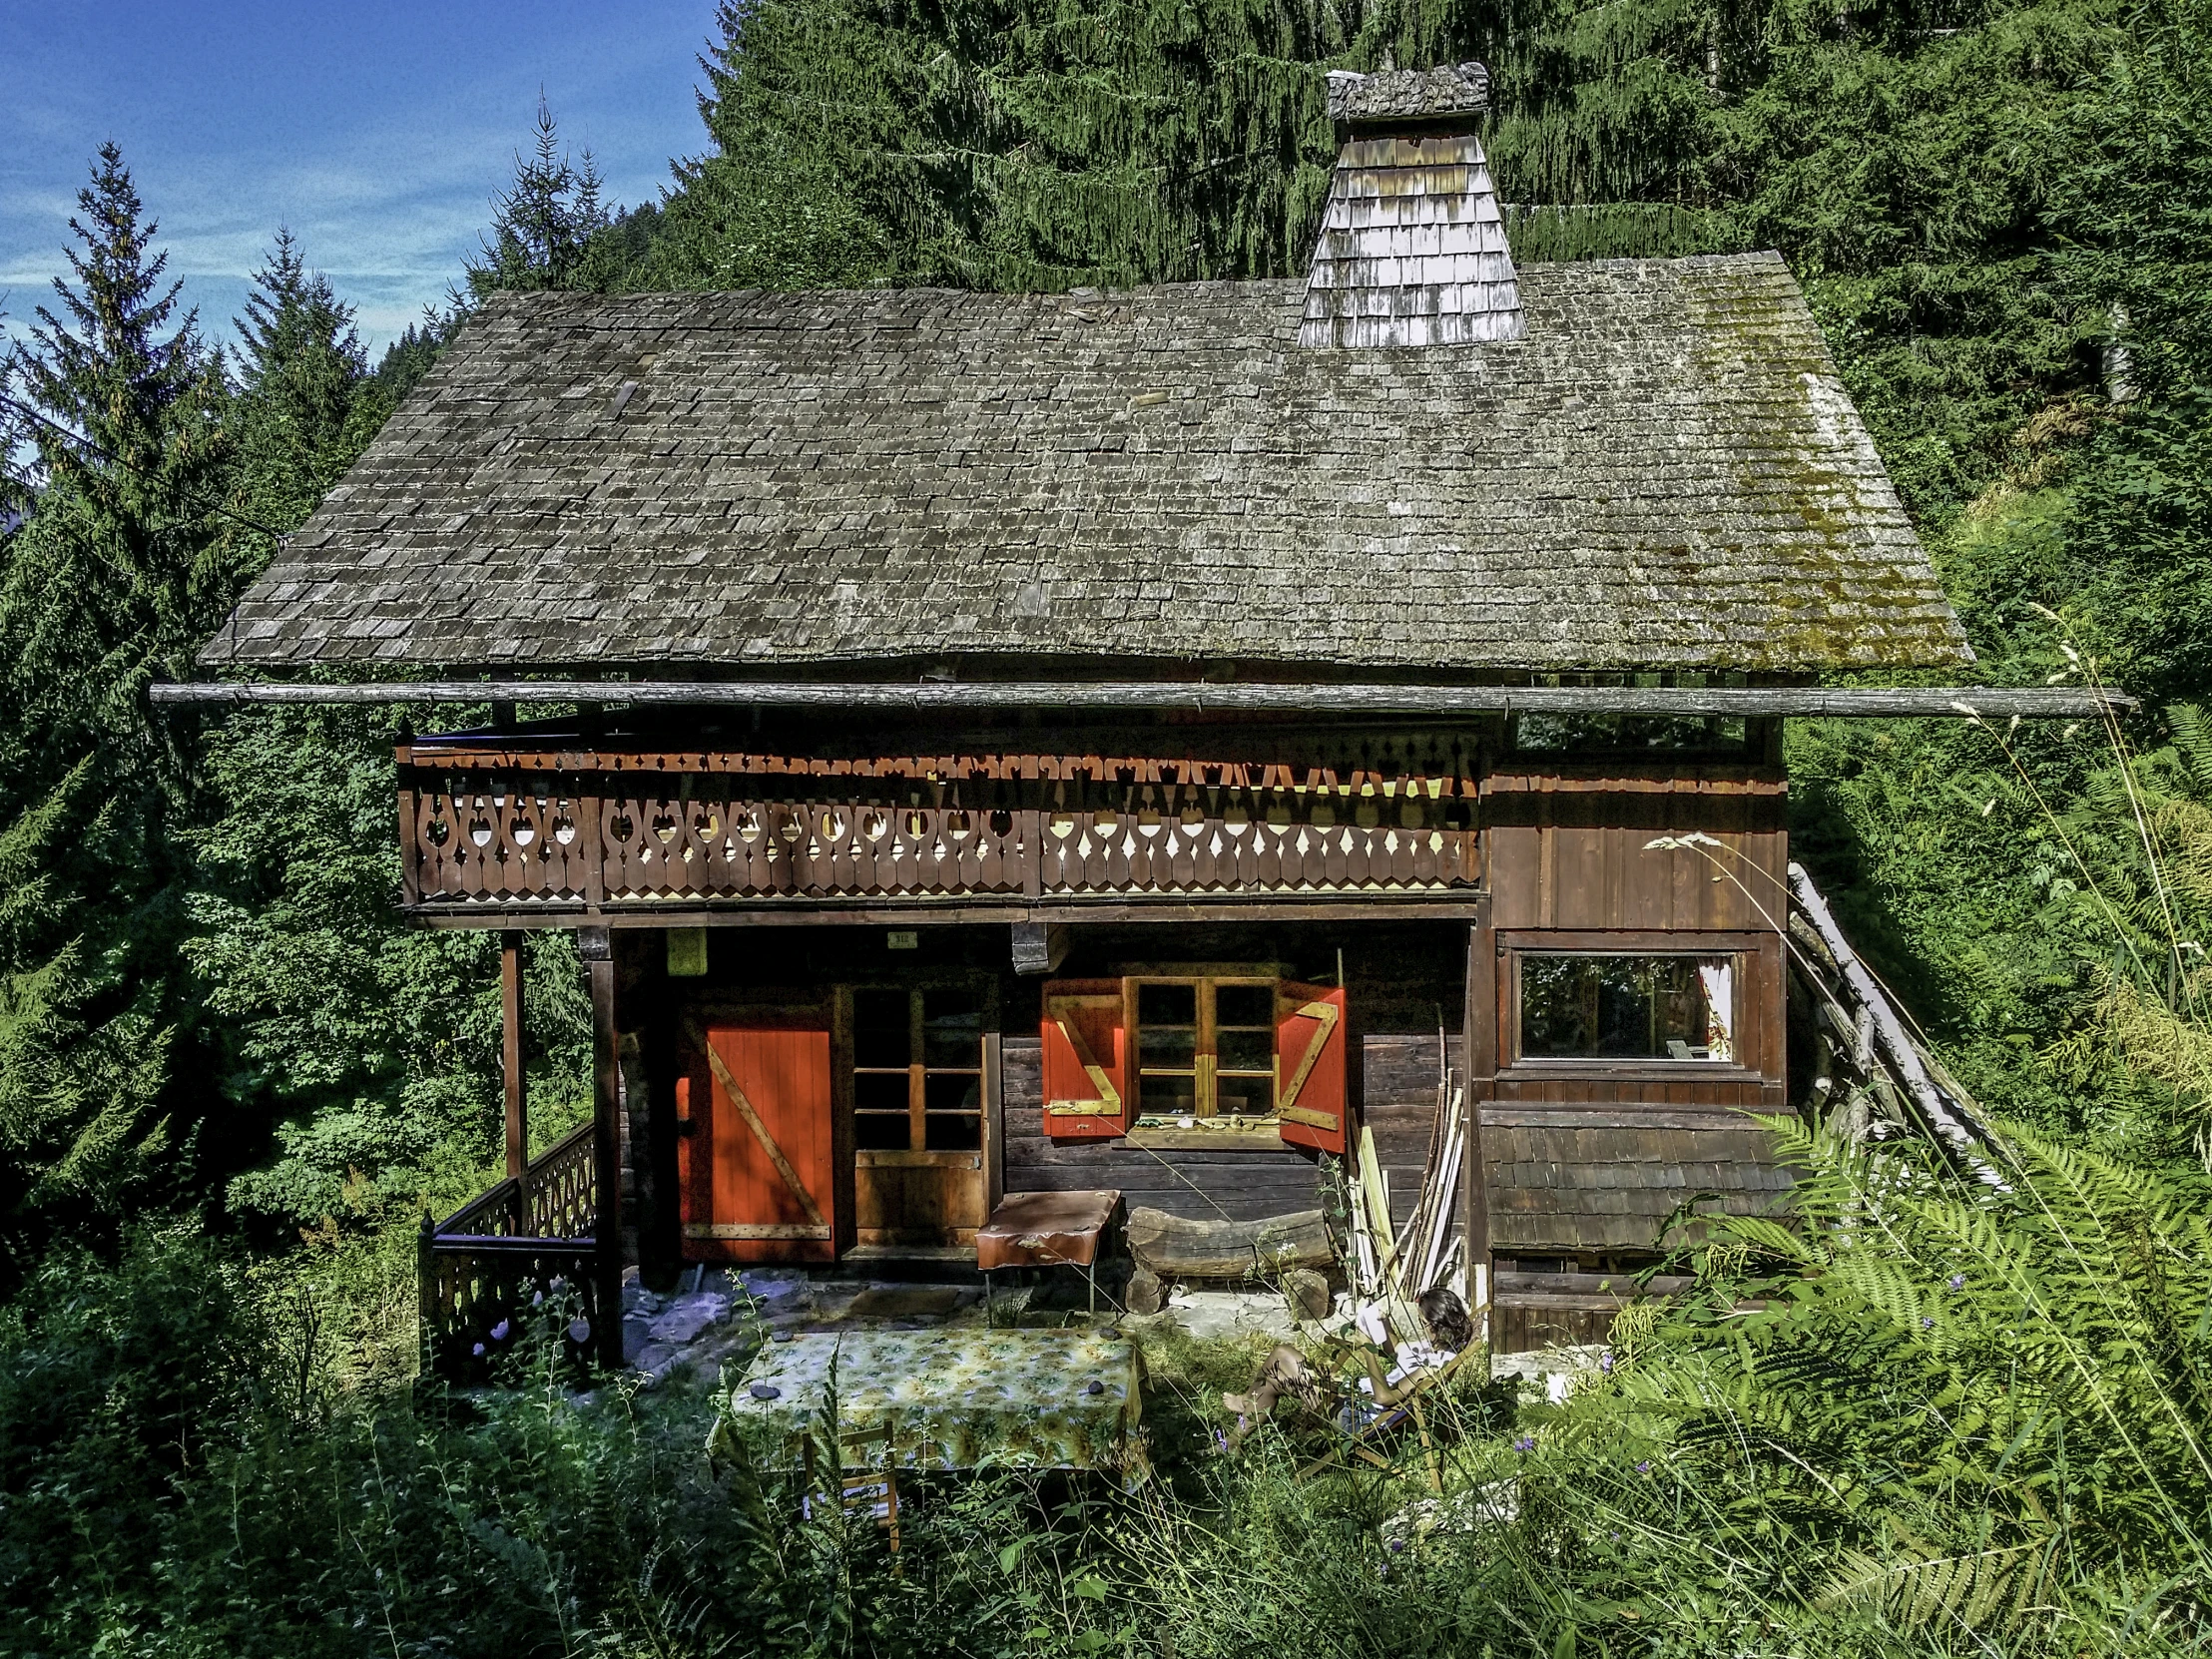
[[419, 1121, 600, 1381], [401, 772, 1480, 910]]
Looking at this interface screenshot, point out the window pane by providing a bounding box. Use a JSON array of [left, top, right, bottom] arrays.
[[924, 1072, 980, 1113], [1141, 1027, 1197, 1068], [921, 988, 983, 1067], [1215, 983, 1273, 1026], [1137, 982, 1197, 1025], [1216, 1078, 1272, 1117], [1218, 1028, 1273, 1072], [854, 1071, 910, 1113], [923, 1112, 982, 1151], [854, 989, 910, 1068], [855, 1111, 910, 1150], [1140, 1073, 1197, 1116], [1519, 955, 1734, 1060]]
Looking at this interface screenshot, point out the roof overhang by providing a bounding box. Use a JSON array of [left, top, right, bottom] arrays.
[[148, 680, 2129, 719]]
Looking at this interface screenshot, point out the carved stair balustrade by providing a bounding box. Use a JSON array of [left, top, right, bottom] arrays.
[[420, 1121, 598, 1382]]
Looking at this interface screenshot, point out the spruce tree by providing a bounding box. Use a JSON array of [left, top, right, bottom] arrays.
[[0, 146, 233, 1254], [229, 230, 372, 535], [461, 98, 618, 299]]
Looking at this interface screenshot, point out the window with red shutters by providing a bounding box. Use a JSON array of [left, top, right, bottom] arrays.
[[1274, 982, 1349, 1154], [1040, 979, 1128, 1140]]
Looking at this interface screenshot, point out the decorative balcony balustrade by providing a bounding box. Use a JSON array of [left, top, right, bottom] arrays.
[[400, 766, 1480, 910]]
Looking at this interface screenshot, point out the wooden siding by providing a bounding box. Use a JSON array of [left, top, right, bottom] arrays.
[[1481, 766, 1788, 932]]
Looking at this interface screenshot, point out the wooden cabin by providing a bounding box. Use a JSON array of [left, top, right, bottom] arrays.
[[177, 61, 2066, 1365]]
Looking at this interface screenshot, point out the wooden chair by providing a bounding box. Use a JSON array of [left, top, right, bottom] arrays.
[[803, 1420, 903, 1555], [1296, 1344, 1479, 1487]]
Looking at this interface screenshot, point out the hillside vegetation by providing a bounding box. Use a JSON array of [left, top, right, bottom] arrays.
[[1, 0, 2208, 1650]]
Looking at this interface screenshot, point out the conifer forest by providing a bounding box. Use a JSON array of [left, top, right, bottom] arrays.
[[4, 0, 2212, 1651]]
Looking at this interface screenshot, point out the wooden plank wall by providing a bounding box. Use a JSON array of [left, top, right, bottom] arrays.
[[1481, 767, 1789, 932], [1362, 1032, 1451, 1233]]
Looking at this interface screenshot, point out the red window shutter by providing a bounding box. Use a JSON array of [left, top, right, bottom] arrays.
[[1276, 982, 1349, 1154], [1041, 978, 1128, 1140]]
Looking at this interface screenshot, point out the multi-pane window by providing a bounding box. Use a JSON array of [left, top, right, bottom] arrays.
[[1132, 976, 1277, 1120], [852, 987, 985, 1150], [1517, 954, 1736, 1062]]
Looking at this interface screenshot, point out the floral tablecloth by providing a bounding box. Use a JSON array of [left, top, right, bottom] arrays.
[[719, 1328, 1145, 1477]]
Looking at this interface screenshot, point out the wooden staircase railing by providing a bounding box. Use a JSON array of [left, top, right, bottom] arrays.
[[419, 1121, 603, 1382]]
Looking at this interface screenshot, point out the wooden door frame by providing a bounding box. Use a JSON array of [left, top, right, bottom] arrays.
[[835, 970, 1001, 1250]]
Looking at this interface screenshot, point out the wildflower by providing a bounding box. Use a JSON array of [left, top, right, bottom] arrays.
[[1513, 1434, 1536, 1453], [490, 1319, 510, 1342], [1947, 1273, 1965, 1292], [1921, 1317, 1935, 1331], [472, 1343, 486, 1357], [1636, 1460, 1651, 1473], [532, 1291, 545, 1307], [1599, 1351, 1615, 1374]]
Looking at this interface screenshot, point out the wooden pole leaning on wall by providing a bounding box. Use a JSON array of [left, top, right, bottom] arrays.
[[501, 938, 527, 1182], [1462, 900, 1495, 1351], [581, 926, 625, 1370]]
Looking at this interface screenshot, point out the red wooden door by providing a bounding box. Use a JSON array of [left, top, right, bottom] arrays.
[[680, 1025, 835, 1264]]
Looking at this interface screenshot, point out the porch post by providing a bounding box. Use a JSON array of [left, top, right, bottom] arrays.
[[501, 936, 527, 1181], [582, 926, 625, 1369], [1462, 901, 1494, 1348]]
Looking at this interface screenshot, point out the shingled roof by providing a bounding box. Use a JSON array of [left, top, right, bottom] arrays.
[[203, 255, 1970, 676]]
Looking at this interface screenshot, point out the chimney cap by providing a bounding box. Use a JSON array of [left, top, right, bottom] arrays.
[[1326, 61, 1489, 126]]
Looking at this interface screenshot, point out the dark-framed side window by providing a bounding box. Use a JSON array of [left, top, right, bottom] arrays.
[[1517, 953, 1738, 1061], [1496, 930, 1777, 1075]]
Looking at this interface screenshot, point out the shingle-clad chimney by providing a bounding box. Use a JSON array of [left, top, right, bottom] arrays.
[[1298, 61, 1524, 348]]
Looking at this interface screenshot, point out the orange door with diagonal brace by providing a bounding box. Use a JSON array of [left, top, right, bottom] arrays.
[[680, 1025, 835, 1264]]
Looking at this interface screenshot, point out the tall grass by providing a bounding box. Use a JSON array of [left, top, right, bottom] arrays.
[[7, 1103, 2211, 1656]]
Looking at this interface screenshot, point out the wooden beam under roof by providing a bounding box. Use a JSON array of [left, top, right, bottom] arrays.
[[150, 680, 2129, 719]]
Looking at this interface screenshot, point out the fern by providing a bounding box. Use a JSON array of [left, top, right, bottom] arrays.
[[1531, 1109, 2212, 1648]]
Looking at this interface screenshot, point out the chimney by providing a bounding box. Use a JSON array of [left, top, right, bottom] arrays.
[[1298, 62, 1524, 348]]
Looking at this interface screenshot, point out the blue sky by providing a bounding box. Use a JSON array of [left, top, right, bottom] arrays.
[[1, 0, 715, 362]]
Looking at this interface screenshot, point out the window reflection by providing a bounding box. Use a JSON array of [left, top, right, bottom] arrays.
[[1518, 955, 1735, 1061]]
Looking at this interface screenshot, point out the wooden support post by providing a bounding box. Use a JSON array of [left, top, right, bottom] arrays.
[[1463, 902, 1494, 1349], [582, 926, 624, 1369], [502, 938, 527, 1182]]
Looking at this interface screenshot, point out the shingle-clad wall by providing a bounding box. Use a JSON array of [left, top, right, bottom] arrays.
[[1298, 134, 1523, 348], [204, 258, 1969, 675]]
